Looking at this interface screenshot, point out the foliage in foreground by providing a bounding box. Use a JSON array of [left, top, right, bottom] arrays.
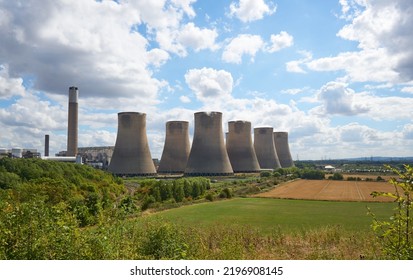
[[0, 158, 126, 228], [0, 213, 382, 260], [370, 164, 413, 259]]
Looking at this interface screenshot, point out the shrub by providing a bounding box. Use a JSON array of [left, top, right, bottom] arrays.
[[219, 188, 233, 199], [260, 171, 272, 177], [331, 173, 344, 180], [370, 164, 413, 259], [205, 193, 214, 202], [140, 221, 188, 259]]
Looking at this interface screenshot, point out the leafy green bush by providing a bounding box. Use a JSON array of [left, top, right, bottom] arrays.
[[370, 164, 413, 259], [260, 171, 272, 177], [331, 173, 344, 180], [299, 168, 325, 180], [140, 221, 188, 259]]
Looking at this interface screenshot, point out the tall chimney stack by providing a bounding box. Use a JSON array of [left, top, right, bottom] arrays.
[[67, 86, 78, 156], [44, 134, 49, 157]]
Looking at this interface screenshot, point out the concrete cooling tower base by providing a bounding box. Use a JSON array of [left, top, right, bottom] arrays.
[[158, 121, 190, 174], [184, 112, 233, 176], [226, 121, 260, 173], [108, 112, 156, 176]]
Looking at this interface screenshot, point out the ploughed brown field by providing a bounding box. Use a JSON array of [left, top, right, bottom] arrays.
[[254, 179, 396, 202]]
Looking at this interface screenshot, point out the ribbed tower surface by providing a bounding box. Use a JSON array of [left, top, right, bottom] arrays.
[[67, 86, 78, 156], [108, 112, 156, 176], [226, 121, 260, 173], [158, 121, 190, 174], [253, 127, 281, 170], [185, 112, 233, 176], [274, 132, 294, 168]]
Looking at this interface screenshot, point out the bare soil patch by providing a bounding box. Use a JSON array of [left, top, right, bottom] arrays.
[[254, 179, 395, 202]]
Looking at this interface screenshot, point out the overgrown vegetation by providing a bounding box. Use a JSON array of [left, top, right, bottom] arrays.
[[0, 158, 407, 259], [370, 164, 413, 259]]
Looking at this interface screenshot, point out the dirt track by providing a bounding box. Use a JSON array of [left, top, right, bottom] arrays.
[[254, 179, 396, 202]]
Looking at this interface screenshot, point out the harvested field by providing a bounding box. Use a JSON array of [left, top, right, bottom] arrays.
[[254, 179, 396, 202]]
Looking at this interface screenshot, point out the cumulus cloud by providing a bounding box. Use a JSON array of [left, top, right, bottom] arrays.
[[286, 51, 312, 73], [0, 93, 65, 131], [319, 0, 413, 83], [222, 34, 264, 64], [401, 87, 413, 94], [266, 31, 294, 53], [403, 123, 413, 139], [339, 122, 379, 143], [229, 0, 276, 22], [316, 82, 369, 116], [0, 64, 25, 99], [0, 0, 216, 102], [0, 0, 166, 101], [184, 67, 233, 102], [180, 95, 191, 103], [307, 48, 399, 83], [177, 23, 219, 52]]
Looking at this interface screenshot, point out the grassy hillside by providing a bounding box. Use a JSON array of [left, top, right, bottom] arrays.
[[0, 159, 405, 259], [153, 197, 394, 233]]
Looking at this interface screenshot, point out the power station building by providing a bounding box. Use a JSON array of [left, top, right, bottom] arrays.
[[66, 86, 78, 156], [254, 127, 281, 170], [273, 132, 294, 168], [158, 121, 190, 174], [185, 112, 233, 176], [226, 121, 260, 173], [108, 112, 156, 176]]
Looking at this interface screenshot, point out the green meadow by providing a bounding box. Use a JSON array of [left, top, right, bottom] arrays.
[[154, 197, 395, 233]]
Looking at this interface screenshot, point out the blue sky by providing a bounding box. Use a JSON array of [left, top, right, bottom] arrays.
[[0, 0, 413, 160]]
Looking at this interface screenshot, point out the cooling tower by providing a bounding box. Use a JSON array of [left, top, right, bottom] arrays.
[[254, 127, 281, 169], [274, 132, 294, 168], [108, 112, 156, 176], [226, 121, 260, 173], [158, 121, 190, 174], [185, 112, 233, 176], [66, 86, 78, 156], [44, 134, 49, 157]]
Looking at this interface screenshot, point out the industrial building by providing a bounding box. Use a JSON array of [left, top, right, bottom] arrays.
[[273, 132, 294, 168], [185, 112, 233, 176], [78, 146, 114, 169], [158, 121, 190, 174], [226, 121, 260, 173], [108, 112, 156, 176], [0, 148, 40, 159], [254, 127, 281, 170]]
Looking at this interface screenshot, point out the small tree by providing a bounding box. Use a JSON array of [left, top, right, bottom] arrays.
[[370, 164, 413, 259]]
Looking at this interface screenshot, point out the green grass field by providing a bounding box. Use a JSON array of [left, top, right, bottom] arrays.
[[154, 197, 395, 233]]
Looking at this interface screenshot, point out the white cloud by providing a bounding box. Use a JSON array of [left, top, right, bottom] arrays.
[[325, 0, 413, 83], [0, 64, 25, 99], [339, 122, 379, 143], [401, 87, 413, 94], [266, 31, 294, 53], [403, 123, 413, 139], [306, 49, 400, 83], [286, 51, 312, 73], [180, 95, 191, 103], [281, 87, 311, 96], [184, 67, 233, 102], [177, 23, 219, 52], [0, 93, 65, 131], [0, 0, 166, 102], [229, 0, 276, 22], [171, 0, 197, 18], [222, 34, 264, 64], [316, 82, 369, 116]]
